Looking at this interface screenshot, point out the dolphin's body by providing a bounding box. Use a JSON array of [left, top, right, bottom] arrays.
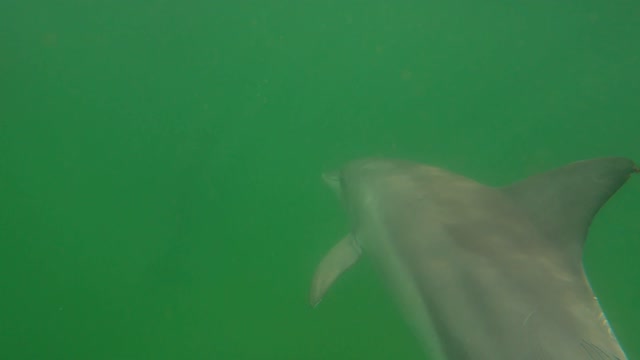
[[310, 157, 637, 360]]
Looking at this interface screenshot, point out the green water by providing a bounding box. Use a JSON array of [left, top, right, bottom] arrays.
[[1, 1, 639, 359]]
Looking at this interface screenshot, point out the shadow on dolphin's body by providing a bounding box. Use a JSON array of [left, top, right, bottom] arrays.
[[311, 157, 637, 360]]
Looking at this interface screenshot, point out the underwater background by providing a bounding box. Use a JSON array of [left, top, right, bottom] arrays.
[[1, 0, 639, 359]]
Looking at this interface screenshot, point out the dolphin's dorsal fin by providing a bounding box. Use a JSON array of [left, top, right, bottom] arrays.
[[501, 157, 638, 262], [310, 234, 361, 307]]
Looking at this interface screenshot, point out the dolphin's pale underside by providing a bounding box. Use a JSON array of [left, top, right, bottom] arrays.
[[310, 157, 637, 360]]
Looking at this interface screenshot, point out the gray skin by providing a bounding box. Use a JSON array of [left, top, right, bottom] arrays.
[[310, 157, 637, 360]]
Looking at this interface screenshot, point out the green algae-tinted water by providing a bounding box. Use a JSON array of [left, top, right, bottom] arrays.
[[1, 1, 639, 359]]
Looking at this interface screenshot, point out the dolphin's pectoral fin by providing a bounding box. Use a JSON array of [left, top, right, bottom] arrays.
[[310, 234, 362, 307], [322, 171, 341, 196]]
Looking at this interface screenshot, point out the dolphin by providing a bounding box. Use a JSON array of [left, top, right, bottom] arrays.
[[310, 157, 637, 360]]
